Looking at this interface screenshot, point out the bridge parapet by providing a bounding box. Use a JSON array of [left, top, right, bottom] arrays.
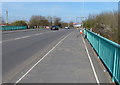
[[0, 26, 27, 31], [84, 29, 120, 85]]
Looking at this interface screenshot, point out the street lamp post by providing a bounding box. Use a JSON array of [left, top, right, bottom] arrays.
[[6, 10, 8, 24], [76, 17, 87, 29]]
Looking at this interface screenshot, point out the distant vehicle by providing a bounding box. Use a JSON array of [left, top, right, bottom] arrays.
[[51, 26, 59, 30], [46, 26, 50, 29], [65, 27, 70, 29]]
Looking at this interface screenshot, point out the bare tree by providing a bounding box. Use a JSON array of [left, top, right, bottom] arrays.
[[54, 17, 61, 26], [29, 15, 49, 28], [47, 16, 52, 26], [83, 11, 118, 43]]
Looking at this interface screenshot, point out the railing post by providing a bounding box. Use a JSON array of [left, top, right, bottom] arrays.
[[112, 47, 117, 82], [84, 29, 87, 39], [98, 36, 100, 59], [86, 30, 87, 39]]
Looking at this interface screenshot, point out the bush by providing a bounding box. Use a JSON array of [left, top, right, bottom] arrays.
[[11, 20, 28, 26], [83, 11, 119, 44]]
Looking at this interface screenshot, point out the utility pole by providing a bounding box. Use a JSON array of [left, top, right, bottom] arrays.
[[80, 17, 85, 29], [52, 16, 54, 26], [52, 7, 55, 26], [6, 10, 8, 24], [67, 19, 70, 27], [76, 17, 83, 25], [76, 17, 86, 29], [50, 17, 52, 26]]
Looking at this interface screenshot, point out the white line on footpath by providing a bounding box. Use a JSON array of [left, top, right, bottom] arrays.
[[15, 32, 72, 84], [81, 35, 100, 85]]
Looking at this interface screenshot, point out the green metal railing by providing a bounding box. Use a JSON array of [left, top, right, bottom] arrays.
[[0, 26, 27, 31], [84, 29, 120, 84]]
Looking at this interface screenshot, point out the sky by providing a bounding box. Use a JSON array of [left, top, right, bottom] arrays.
[[2, 2, 118, 23]]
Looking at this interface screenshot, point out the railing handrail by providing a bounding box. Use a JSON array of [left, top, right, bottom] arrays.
[[84, 29, 120, 84], [0, 26, 27, 31], [86, 29, 120, 48]]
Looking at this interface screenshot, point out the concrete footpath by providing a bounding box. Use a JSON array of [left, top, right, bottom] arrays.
[[18, 30, 112, 83]]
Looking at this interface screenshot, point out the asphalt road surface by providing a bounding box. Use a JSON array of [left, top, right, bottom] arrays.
[[2, 28, 113, 84], [16, 30, 112, 83], [2, 29, 73, 83]]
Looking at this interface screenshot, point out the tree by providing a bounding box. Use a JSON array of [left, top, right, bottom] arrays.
[[47, 16, 52, 26], [0, 17, 5, 24], [83, 11, 118, 44], [29, 15, 49, 28], [61, 22, 68, 27], [11, 20, 28, 26], [69, 21, 74, 27], [54, 17, 61, 26]]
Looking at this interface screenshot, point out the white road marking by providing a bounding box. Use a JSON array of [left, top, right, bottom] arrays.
[[2, 31, 15, 33], [21, 36, 30, 39], [2, 31, 56, 43], [14, 37, 22, 40], [81, 35, 100, 84], [39, 33, 43, 34], [34, 34, 40, 36], [34, 33, 43, 36], [15, 32, 72, 84]]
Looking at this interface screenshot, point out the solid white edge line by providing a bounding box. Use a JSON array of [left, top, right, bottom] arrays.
[[81, 35, 100, 85], [15, 32, 72, 84]]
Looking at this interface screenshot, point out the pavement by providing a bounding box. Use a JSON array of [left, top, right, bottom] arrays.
[[12, 30, 113, 83]]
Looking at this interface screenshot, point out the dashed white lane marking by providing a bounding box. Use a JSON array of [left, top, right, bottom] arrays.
[[21, 36, 30, 39], [14, 37, 23, 40], [34, 34, 40, 36], [81, 35, 100, 85], [14, 32, 72, 84], [34, 33, 43, 36], [14, 36, 30, 40], [2, 31, 57, 43]]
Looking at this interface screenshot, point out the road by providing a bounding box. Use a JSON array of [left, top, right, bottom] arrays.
[[2, 29, 73, 83]]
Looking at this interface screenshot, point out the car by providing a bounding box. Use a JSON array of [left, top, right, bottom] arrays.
[[65, 27, 70, 29], [51, 26, 59, 30]]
